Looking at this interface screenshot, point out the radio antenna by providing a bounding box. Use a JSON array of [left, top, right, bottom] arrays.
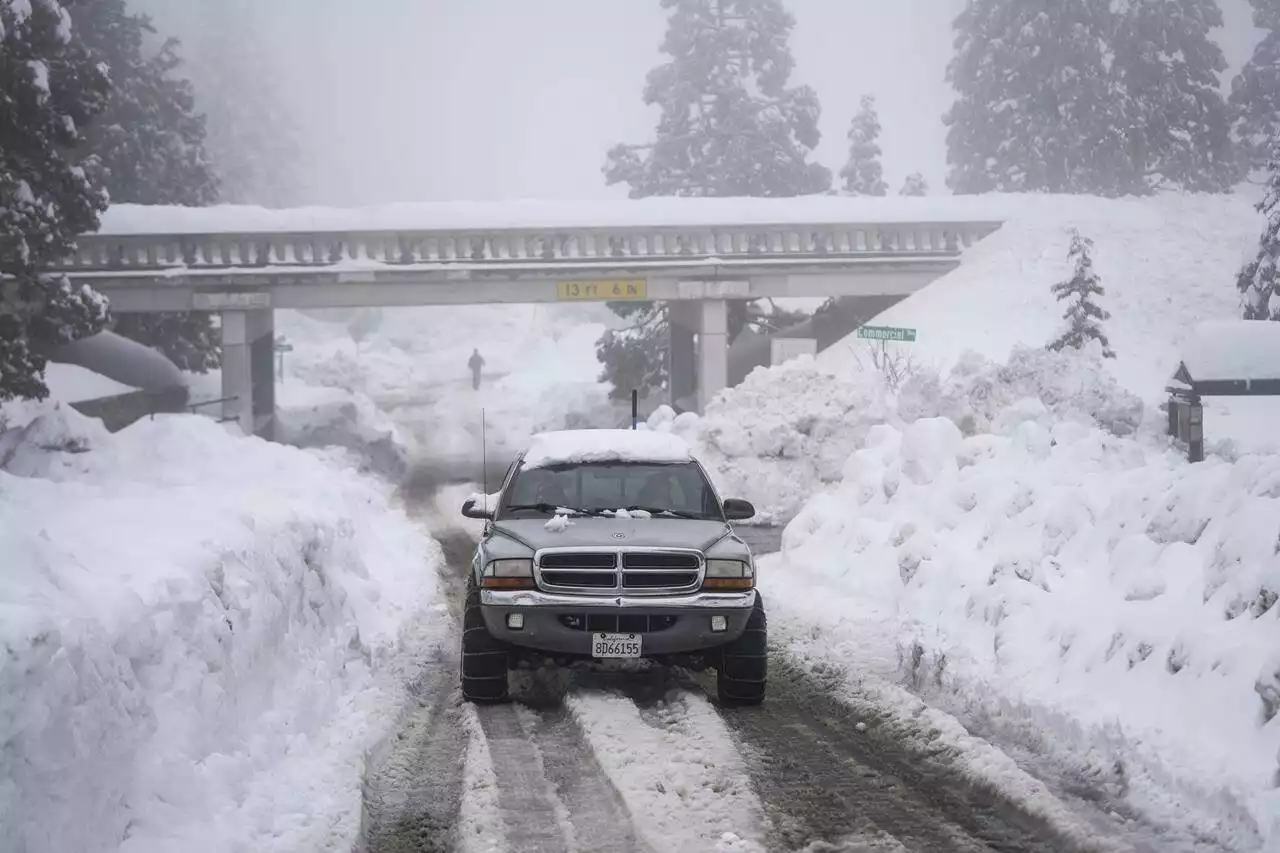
[[481, 407, 489, 516]]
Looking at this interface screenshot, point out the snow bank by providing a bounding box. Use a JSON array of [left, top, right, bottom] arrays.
[[274, 305, 620, 469], [655, 345, 1143, 524], [767, 409, 1280, 848], [0, 407, 443, 853]]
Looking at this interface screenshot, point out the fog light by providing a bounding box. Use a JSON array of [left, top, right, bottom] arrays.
[[507, 613, 524, 630], [710, 615, 727, 633]]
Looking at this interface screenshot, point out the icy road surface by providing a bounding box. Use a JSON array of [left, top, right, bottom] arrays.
[[358, 524, 1232, 853]]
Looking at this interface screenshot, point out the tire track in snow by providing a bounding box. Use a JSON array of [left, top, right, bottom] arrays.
[[359, 531, 476, 853], [474, 705, 571, 851], [716, 658, 1086, 853], [516, 703, 650, 853], [566, 683, 769, 852]]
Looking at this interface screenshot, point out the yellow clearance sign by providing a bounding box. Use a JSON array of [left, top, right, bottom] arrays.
[[556, 279, 648, 301]]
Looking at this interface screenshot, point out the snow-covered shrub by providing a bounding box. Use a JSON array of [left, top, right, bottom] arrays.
[[0, 409, 442, 853], [902, 344, 1144, 437]]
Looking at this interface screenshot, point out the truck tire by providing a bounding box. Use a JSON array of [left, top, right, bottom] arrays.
[[461, 581, 509, 703], [716, 593, 767, 706]]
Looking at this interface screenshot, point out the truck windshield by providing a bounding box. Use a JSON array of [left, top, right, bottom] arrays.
[[499, 461, 723, 521]]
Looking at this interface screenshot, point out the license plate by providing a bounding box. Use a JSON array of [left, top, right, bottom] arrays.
[[592, 632, 642, 659]]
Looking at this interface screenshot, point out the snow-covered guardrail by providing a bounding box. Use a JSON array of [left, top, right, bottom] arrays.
[[51, 221, 1002, 273]]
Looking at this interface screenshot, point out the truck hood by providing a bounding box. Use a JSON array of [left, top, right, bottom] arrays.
[[491, 517, 731, 553]]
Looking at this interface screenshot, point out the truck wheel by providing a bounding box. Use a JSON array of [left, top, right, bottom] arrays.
[[716, 593, 767, 706], [461, 581, 509, 703]]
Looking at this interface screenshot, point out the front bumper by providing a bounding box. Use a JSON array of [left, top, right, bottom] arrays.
[[479, 587, 757, 657]]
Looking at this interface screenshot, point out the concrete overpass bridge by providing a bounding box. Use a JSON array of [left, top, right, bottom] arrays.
[[49, 199, 1003, 437]]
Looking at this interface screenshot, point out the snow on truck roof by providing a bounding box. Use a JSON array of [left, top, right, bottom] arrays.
[[519, 429, 693, 470], [1180, 320, 1280, 382]]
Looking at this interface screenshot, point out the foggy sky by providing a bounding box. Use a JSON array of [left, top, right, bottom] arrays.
[[149, 0, 1266, 207]]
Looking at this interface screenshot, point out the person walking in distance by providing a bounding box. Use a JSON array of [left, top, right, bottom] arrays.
[[468, 348, 485, 390]]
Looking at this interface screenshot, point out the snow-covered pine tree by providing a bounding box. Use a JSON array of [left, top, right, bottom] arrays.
[[0, 0, 112, 401], [899, 172, 928, 196], [600, 0, 832, 402], [129, 0, 302, 206], [604, 0, 831, 200], [944, 0, 1139, 196], [1048, 230, 1116, 357], [1113, 0, 1236, 193], [840, 94, 888, 196], [1229, 0, 1280, 175], [1236, 140, 1280, 320], [69, 0, 222, 373]]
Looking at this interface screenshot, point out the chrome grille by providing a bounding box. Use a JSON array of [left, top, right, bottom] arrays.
[[534, 547, 703, 595]]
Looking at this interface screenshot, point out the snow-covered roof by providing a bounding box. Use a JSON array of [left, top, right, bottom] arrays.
[[96, 196, 1008, 236], [520, 429, 693, 469], [1179, 320, 1280, 382]]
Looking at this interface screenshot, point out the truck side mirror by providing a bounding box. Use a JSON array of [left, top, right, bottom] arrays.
[[722, 498, 755, 521], [462, 497, 494, 520]]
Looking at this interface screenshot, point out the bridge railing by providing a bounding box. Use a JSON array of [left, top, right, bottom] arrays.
[[52, 221, 1002, 273]]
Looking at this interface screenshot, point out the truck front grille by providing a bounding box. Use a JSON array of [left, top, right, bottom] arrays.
[[536, 548, 703, 594]]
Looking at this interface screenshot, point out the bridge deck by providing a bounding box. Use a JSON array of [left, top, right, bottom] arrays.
[[44, 199, 1004, 311]]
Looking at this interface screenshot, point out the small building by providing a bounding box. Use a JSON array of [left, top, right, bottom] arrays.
[[1167, 320, 1280, 461]]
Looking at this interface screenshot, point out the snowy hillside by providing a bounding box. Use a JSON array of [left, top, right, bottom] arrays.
[[822, 192, 1261, 394], [0, 407, 445, 853], [819, 191, 1278, 453]]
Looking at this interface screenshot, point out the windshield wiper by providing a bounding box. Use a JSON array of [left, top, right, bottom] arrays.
[[622, 505, 706, 520], [505, 503, 601, 516]]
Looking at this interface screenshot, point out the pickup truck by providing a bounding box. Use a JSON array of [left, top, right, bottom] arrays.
[[459, 429, 766, 705]]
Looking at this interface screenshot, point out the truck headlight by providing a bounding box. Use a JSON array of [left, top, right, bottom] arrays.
[[482, 558, 535, 589], [703, 559, 754, 590]]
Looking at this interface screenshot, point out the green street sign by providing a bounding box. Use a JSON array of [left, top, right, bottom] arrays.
[[857, 325, 918, 343]]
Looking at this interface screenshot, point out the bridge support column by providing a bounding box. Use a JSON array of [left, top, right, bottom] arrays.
[[668, 301, 699, 412], [697, 299, 728, 413], [221, 309, 276, 439]]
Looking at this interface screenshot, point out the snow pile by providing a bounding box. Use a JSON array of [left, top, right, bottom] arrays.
[[897, 343, 1146, 438], [0, 407, 443, 853], [649, 357, 894, 523], [655, 345, 1143, 524], [273, 305, 620, 469], [768, 410, 1280, 847]]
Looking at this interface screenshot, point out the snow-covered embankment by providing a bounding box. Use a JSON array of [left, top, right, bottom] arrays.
[[0, 406, 444, 853]]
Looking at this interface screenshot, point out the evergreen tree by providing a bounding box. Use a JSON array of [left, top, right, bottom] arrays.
[[600, 0, 831, 401], [944, 0, 1139, 196], [839, 94, 888, 196], [1048, 230, 1116, 358], [68, 0, 222, 373], [604, 0, 832, 199], [899, 172, 929, 196], [1229, 0, 1280, 174], [1, 0, 112, 401], [1236, 141, 1280, 320], [129, 0, 302, 206], [1113, 0, 1236, 193]]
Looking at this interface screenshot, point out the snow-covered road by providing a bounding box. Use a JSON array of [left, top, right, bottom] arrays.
[[356, 519, 1228, 853]]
